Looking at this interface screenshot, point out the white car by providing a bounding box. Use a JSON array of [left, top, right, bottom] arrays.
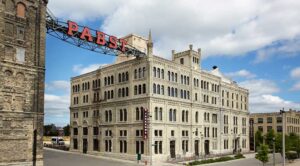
[[51, 137, 65, 146]]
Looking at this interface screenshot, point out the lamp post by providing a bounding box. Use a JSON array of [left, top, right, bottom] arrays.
[[200, 132, 204, 160], [280, 108, 285, 166]]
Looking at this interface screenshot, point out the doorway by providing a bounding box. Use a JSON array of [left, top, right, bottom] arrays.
[[194, 140, 199, 156], [170, 140, 176, 158], [83, 139, 88, 154], [204, 140, 209, 155]]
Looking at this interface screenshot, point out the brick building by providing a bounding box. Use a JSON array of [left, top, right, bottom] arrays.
[[0, 0, 47, 165]]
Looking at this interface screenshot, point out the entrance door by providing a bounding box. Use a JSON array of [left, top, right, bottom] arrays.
[[204, 140, 209, 155], [194, 140, 199, 156], [83, 139, 88, 154], [170, 141, 176, 158]]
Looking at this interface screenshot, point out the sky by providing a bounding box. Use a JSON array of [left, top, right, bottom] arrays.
[[45, 0, 300, 127]]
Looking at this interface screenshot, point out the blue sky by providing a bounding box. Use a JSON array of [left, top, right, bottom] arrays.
[[45, 0, 300, 127]]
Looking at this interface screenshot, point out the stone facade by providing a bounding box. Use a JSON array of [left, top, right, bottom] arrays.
[[69, 34, 250, 163], [0, 0, 47, 165]]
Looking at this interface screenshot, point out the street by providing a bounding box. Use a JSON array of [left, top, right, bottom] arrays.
[[44, 148, 139, 166]]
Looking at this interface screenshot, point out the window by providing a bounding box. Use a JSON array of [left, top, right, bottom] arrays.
[[120, 140, 127, 153], [136, 141, 144, 154], [267, 117, 273, 123], [277, 126, 282, 132], [182, 140, 188, 152], [258, 126, 263, 132], [73, 128, 78, 135], [17, 3, 26, 18], [277, 117, 282, 123], [93, 127, 99, 135], [180, 58, 184, 64], [105, 140, 112, 152], [258, 118, 264, 124], [154, 141, 163, 154], [83, 127, 88, 135], [267, 126, 272, 132], [195, 112, 199, 123]]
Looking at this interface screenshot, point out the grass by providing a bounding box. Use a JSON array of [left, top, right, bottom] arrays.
[[188, 154, 245, 165]]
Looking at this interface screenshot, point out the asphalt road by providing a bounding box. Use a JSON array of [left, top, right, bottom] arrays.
[[44, 148, 139, 166]]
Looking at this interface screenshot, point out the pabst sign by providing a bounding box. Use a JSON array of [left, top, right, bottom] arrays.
[[67, 21, 127, 52]]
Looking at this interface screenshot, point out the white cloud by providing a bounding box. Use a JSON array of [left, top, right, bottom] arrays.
[[290, 67, 300, 79], [46, 80, 70, 92], [225, 69, 256, 79], [44, 94, 69, 116], [290, 82, 300, 91], [72, 64, 107, 75], [240, 79, 279, 96], [49, 0, 300, 59], [239, 79, 299, 113]]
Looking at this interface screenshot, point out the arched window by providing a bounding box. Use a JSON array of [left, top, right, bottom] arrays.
[[136, 107, 139, 120], [159, 108, 163, 121], [118, 89, 122, 97], [153, 67, 156, 77], [124, 109, 127, 121], [196, 112, 199, 123], [173, 109, 176, 121], [153, 83, 156, 94], [157, 84, 160, 94], [138, 68, 142, 78], [171, 72, 174, 81], [122, 88, 125, 97], [161, 69, 164, 79], [141, 107, 144, 120], [157, 68, 160, 78], [126, 87, 129, 96], [122, 73, 125, 82], [142, 67, 146, 78], [17, 3, 26, 18], [107, 76, 111, 85], [126, 72, 129, 81], [171, 87, 174, 97], [182, 110, 185, 122], [111, 76, 114, 84], [161, 85, 164, 95], [155, 107, 158, 120], [134, 69, 137, 79], [169, 109, 172, 121], [119, 73, 122, 82], [120, 109, 123, 121], [104, 77, 107, 86], [186, 111, 188, 122]]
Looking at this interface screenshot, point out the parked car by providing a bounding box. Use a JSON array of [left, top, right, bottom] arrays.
[[51, 137, 65, 145]]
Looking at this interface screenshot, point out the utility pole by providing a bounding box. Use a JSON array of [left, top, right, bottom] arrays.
[[273, 137, 275, 166], [280, 108, 285, 166]]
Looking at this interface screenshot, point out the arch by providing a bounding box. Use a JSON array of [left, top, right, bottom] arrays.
[[16, 72, 25, 87], [136, 107, 139, 120], [17, 3, 26, 18], [83, 120, 88, 126]]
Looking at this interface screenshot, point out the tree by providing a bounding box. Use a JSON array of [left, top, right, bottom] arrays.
[[255, 130, 264, 151], [256, 144, 269, 166], [63, 124, 70, 136], [265, 129, 275, 149], [275, 133, 283, 153], [44, 124, 58, 136]]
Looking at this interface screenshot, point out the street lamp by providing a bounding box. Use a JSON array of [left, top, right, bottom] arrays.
[[273, 137, 276, 166], [280, 108, 285, 166]]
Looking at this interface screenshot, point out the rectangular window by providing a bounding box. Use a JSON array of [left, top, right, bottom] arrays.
[[16, 47, 25, 63], [180, 58, 184, 64], [83, 127, 88, 135], [93, 139, 99, 151], [73, 139, 78, 149], [257, 118, 264, 124], [267, 117, 273, 123], [93, 127, 99, 135]]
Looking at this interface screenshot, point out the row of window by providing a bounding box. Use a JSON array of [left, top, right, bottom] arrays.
[[118, 72, 129, 83], [104, 75, 114, 86], [222, 90, 247, 102], [134, 67, 146, 79], [153, 67, 164, 79], [92, 79, 101, 89], [257, 117, 282, 124], [118, 87, 129, 97]]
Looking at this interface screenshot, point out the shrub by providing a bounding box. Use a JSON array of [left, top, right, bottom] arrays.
[[234, 153, 245, 159], [286, 151, 298, 161], [188, 156, 234, 165]]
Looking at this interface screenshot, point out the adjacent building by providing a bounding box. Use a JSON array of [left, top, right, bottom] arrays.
[[249, 109, 300, 150], [0, 0, 47, 165], [69, 33, 250, 162]]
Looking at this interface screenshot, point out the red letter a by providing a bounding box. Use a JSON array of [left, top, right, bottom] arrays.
[[80, 27, 93, 42]]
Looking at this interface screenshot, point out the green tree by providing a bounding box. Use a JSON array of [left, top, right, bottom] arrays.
[[275, 133, 283, 153], [44, 124, 58, 136], [256, 144, 269, 166], [63, 124, 70, 136], [265, 129, 275, 149], [255, 130, 264, 151]]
